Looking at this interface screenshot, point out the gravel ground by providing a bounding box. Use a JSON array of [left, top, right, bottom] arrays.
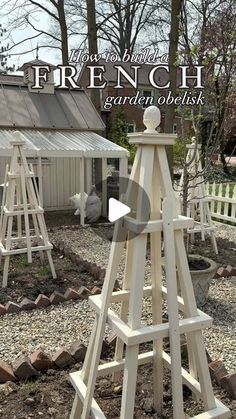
[[203, 276, 236, 373], [0, 223, 235, 376], [0, 300, 95, 363]]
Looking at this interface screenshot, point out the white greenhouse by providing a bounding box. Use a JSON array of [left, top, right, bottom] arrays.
[[0, 60, 128, 224]]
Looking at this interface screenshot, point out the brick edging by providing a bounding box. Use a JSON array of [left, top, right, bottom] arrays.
[[0, 285, 101, 317], [0, 337, 111, 384], [0, 336, 235, 400], [214, 265, 236, 279]]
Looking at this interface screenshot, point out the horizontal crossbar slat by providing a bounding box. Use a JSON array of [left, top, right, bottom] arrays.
[[8, 172, 34, 179], [90, 286, 210, 318], [189, 197, 213, 203], [2, 235, 42, 242], [0, 243, 53, 256], [124, 214, 193, 234], [187, 226, 216, 234], [4, 206, 44, 216], [89, 295, 212, 346], [211, 212, 236, 223], [211, 196, 236, 204]]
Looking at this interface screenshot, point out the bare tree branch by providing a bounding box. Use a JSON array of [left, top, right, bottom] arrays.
[[28, 0, 59, 21]]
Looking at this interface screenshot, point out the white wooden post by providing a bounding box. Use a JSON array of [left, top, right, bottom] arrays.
[[79, 157, 85, 226], [102, 158, 107, 218], [119, 156, 128, 201], [37, 155, 43, 206], [85, 158, 92, 193]]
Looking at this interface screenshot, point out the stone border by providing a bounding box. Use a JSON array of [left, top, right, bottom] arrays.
[[209, 360, 236, 399], [53, 239, 107, 283]]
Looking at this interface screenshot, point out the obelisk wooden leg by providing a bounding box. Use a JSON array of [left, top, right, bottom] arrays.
[[162, 199, 184, 419], [205, 202, 218, 254], [175, 230, 216, 411], [20, 166, 32, 264], [2, 172, 17, 287], [151, 149, 163, 413], [112, 237, 134, 382], [113, 147, 141, 382], [80, 222, 126, 418], [120, 234, 147, 418]]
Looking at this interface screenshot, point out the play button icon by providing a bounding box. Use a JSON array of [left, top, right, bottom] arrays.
[[108, 198, 131, 222], [88, 176, 150, 242]]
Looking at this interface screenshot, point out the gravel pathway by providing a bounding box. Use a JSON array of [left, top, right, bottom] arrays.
[[0, 223, 235, 376], [51, 226, 112, 270], [203, 276, 236, 373], [0, 300, 95, 364], [214, 222, 236, 242]]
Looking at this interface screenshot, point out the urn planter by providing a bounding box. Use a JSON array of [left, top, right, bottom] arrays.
[[162, 254, 217, 306], [188, 254, 217, 306]]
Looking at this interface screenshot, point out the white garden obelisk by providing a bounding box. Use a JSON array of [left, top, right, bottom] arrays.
[[179, 137, 218, 254], [69, 107, 230, 419], [0, 132, 56, 288]]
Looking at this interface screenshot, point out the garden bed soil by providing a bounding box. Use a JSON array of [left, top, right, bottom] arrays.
[[0, 360, 234, 419], [188, 257, 210, 270], [188, 235, 236, 267], [0, 250, 100, 305], [44, 210, 108, 228]]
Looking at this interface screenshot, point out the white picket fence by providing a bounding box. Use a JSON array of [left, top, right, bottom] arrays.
[[206, 182, 236, 224]]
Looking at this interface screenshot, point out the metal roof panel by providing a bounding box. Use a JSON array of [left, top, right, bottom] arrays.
[[0, 85, 105, 131], [3, 86, 33, 127], [71, 91, 105, 129], [0, 129, 128, 158], [55, 90, 89, 129]]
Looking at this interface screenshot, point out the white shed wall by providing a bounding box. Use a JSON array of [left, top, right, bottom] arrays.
[[0, 156, 92, 211]]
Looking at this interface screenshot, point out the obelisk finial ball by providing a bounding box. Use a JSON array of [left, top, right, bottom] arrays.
[[143, 106, 161, 133]]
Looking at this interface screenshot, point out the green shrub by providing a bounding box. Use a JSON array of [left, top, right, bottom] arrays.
[[108, 106, 136, 163]]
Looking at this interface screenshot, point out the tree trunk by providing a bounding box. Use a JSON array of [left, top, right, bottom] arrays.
[[58, 0, 69, 65], [164, 0, 182, 177], [86, 0, 101, 113]]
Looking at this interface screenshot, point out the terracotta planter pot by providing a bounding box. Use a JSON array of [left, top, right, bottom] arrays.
[[188, 254, 217, 306]]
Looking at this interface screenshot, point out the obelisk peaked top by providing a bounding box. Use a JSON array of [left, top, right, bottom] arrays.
[[10, 131, 25, 147], [143, 105, 161, 133], [187, 136, 201, 150]]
